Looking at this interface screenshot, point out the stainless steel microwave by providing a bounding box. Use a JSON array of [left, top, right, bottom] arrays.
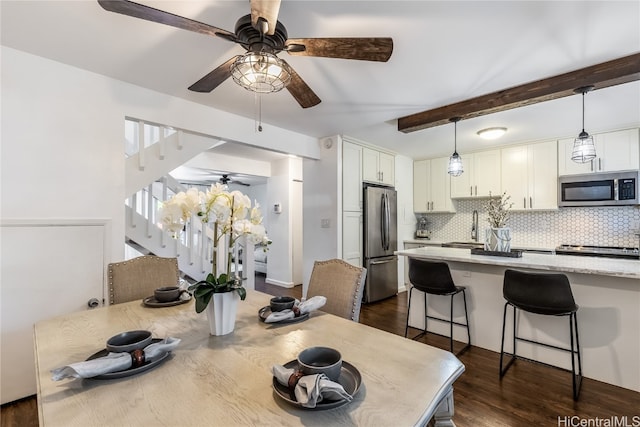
[[558, 170, 639, 207]]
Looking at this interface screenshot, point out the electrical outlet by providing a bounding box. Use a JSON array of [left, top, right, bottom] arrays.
[[321, 219, 331, 228], [632, 220, 640, 231]]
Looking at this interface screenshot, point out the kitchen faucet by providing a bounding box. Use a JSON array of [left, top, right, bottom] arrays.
[[471, 210, 478, 241]]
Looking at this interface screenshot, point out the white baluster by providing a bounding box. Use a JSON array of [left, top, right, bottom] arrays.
[[137, 120, 145, 171]]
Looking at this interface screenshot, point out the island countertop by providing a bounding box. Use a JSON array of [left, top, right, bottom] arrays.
[[396, 246, 640, 280]]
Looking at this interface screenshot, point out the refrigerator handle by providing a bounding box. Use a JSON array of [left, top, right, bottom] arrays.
[[380, 194, 386, 249], [383, 193, 390, 251]]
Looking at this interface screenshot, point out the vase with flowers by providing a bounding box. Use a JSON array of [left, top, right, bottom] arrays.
[[161, 183, 269, 335], [483, 192, 513, 252]]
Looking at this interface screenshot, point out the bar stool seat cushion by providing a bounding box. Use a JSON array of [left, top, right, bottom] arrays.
[[503, 269, 578, 315]]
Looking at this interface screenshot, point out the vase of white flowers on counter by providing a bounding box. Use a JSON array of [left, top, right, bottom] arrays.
[[483, 192, 513, 252], [161, 183, 269, 335]]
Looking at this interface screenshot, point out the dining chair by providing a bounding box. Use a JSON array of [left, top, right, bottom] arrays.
[[108, 255, 180, 304], [306, 259, 367, 322], [500, 269, 582, 400]]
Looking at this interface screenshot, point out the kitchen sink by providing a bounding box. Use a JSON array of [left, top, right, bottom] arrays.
[[442, 241, 485, 249]]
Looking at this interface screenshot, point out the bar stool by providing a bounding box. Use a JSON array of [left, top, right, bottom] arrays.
[[499, 269, 582, 400], [404, 258, 471, 355]]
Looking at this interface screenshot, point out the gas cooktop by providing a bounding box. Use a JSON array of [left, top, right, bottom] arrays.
[[555, 244, 640, 260]]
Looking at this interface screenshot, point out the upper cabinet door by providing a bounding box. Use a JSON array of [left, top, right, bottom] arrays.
[[528, 140, 558, 210], [500, 145, 529, 210], [343, 141, 363, 212], [429, 157, 454, 212], [362, 146, 395, 185], [473, 149, 501, 197], [362, 147, 380, 183], [598, 129, 640, 172], [558, 128, 639, 175], [450, 149, 501, 198], [413, 159, 430, 212], [378, 152, 395, 186]]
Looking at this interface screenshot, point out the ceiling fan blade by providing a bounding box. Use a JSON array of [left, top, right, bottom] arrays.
[[282, 61, 321, 108], [285, 38, 393, 62], [250, 0, 281, 36], [188, 56, 240, 93], [97, 0, 237, 42]]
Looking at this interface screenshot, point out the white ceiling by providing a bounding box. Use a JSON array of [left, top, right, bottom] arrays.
[[2, 0, 639, 161]]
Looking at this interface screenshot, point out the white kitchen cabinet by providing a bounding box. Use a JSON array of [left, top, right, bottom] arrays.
[[413, 157, 454, 212], [342, 141, 363, 212], [342, 211, 362, 267], [501, 140, 558, 210], [450, 149, 501, 198], [558, 128, 640, 175], [363, 146, 395, 186]]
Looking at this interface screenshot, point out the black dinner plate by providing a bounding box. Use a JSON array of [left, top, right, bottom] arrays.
[[258, 306, 309, 324], [85, 338, 169, 379], [272, 359, 362, 410], [143, 295, 190, 308]]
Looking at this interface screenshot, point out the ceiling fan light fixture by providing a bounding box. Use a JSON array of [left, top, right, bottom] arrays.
[[571, 85, 597, 163], [447, 117, 464, 177], [231, 52, 291, 94], [477, 127, 507, 140]]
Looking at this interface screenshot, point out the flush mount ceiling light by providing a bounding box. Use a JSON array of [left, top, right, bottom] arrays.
[[477, 127, 507, 140], [447, 117, 464, 177], [571, 85, 597, 163], [231, 51, 292, 94]]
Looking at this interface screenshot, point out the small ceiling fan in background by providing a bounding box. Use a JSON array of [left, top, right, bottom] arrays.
[[219, 174, 250, 187], [97, 0, 393, 108]]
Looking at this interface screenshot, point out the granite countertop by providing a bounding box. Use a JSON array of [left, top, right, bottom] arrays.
[[403, 239, 555, 253], [396, 246, 640, 280]]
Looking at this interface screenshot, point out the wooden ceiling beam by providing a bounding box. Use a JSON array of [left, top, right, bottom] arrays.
[[397, 52, 640, 134]]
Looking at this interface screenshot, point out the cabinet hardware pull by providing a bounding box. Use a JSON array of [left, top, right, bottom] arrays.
[[530, 197, 533, 209], [470, 186, 473, 196], [474, 185, 477, 196], [599, 158, 602, 171], [524, 197, 526, 208]]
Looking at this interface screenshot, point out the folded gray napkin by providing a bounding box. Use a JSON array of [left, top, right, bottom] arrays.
[[272, 364, 352, 408], [51, 337, 181, 380], [265, 296, 327, 323]]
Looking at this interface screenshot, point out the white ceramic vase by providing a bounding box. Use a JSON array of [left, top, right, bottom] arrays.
[[484, 227, 511, 252], [205, 291, 240, 336]]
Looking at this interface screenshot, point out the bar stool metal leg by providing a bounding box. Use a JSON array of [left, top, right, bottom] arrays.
[[570, 312, 583, 400]]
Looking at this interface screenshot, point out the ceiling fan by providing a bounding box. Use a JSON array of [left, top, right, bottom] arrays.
[[219, 174, 250, 187], [97, 0, 393, 108]]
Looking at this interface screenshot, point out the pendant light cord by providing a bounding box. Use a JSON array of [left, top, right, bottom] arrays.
[[581, 92, 585, 132], [454, 120, 458, 153]]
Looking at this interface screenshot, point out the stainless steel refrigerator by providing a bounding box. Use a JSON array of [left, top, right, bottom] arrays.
[[363, 185, 398, 303]]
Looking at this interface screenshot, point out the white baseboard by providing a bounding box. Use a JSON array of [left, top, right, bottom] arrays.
[[265, 278, 295, 288]]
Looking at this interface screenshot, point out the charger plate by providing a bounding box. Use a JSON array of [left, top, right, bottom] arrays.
[[85, 338, 169, 379], [272, 360, 362, 410], [143, 295, 190, 308]]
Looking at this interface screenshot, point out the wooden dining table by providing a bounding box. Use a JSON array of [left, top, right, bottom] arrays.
[[34, 289, 464, 426]]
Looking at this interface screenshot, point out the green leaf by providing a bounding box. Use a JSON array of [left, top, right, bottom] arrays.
[[236, 287, 247, 301], [194, 287, 214, 313], [206, 273, 215, 283]]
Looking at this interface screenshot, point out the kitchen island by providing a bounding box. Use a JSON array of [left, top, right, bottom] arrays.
[[397, 246, 640, 392]]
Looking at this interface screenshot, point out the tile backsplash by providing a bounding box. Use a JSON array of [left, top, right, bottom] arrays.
[[424, 200, 640, 249]]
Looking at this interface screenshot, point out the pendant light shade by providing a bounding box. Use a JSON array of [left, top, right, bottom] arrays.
[[571, 86, 597, 163], [231, 52, 291, 94], [448, 117, 464, 176]]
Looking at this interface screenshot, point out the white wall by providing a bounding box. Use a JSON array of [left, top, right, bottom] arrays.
[[302, 136, 340, 295]]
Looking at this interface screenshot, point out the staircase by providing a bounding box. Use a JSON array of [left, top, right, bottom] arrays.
[[123, 119, 255, 289]]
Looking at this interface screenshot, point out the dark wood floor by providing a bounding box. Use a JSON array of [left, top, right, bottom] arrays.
[[3, 275, 638, 427]]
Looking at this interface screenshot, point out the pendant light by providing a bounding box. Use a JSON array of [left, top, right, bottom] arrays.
[[571, 85, 597, 163], [447, 117, 463, 176]]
